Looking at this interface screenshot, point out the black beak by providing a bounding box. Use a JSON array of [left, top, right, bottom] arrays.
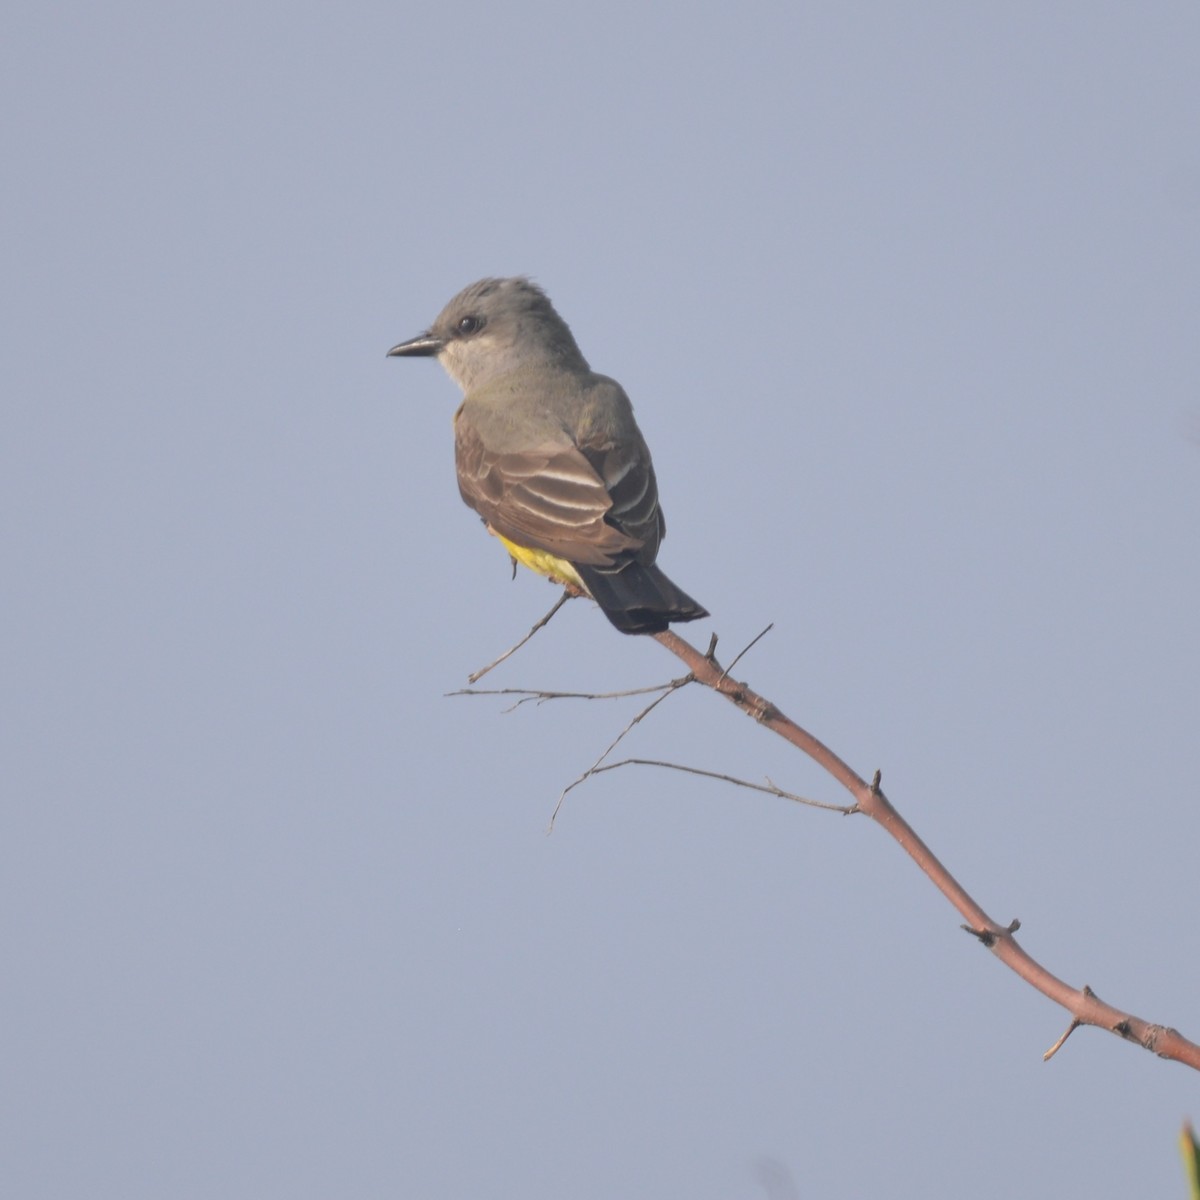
[[387, 332, 443, 358]]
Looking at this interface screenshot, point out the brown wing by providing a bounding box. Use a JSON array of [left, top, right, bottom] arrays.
[[454, 413, 663, 568], [576, 434, 664, 556]]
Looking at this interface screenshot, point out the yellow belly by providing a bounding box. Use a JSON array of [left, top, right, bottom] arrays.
[[492, 532, 589, 594]]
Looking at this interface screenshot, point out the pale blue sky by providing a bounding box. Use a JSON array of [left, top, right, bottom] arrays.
[[3, 3, 1198, 1197]]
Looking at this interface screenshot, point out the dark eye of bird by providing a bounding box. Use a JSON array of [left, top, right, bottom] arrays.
[[457, 315, 483, 336]]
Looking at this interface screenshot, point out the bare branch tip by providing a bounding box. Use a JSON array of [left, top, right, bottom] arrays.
[[1043, 1018, 1082, 1062], [961, 924, 995, 947], [465, 591, 574, 682], [962, 918, 1020, 948], [721, 624, 774, 677]]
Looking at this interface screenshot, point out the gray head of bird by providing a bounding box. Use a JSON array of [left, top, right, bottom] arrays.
[[387, 277, 589, 393]]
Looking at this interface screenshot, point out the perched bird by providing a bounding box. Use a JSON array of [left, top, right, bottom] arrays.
[[388, 277, 708, 634]]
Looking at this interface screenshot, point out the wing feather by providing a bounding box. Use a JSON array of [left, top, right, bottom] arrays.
[[455, 420, 625, 565]]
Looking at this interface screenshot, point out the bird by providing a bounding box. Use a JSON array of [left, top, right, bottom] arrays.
[[387, 277, 708, 635]]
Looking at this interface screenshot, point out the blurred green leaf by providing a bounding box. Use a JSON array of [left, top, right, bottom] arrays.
[[1181, 1122, 1200, 1200]]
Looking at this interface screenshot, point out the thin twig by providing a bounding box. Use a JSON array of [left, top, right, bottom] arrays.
[[466, 590, 574, 684], [1043, 1019, 1082, 1062], [448, 679, 690, 713], [548, 678, 694, 830], [588, 758, 855, 813], [716, 623, 774, 686]]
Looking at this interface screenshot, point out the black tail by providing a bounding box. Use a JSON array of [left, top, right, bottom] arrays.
[[574, 562, 708, 635]]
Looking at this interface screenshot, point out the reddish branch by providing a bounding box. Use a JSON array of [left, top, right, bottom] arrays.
[[652, 628, 1200, 1072]]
